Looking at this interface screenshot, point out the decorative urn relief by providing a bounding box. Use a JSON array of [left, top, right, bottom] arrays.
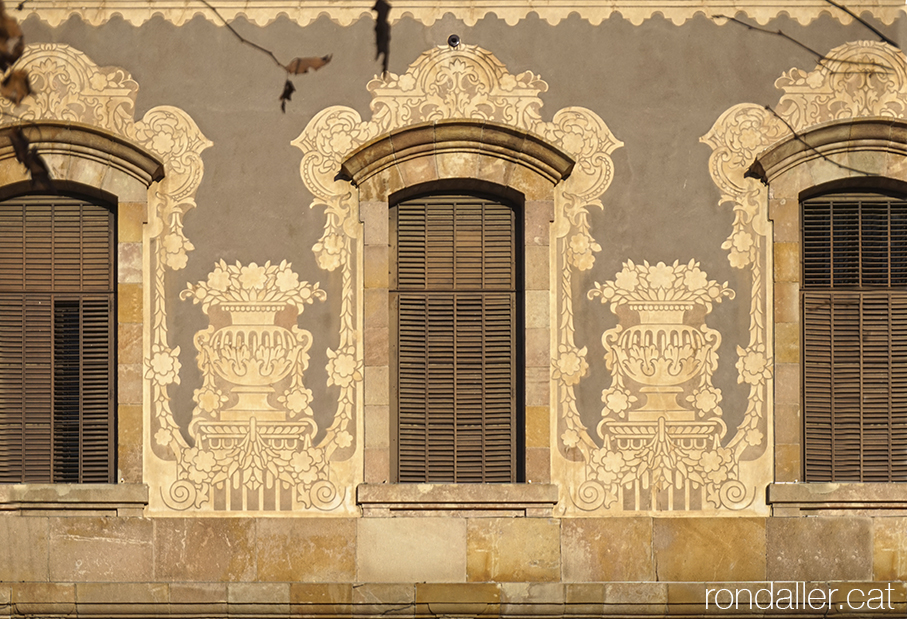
[[583, 260, 741, 510], [172, 260, 353, 512], [208, 301, 301, 422]]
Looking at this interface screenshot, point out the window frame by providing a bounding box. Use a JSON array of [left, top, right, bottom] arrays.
[[0, 122, 160, 514], [799, 189, 907, 483], [388, 189, 525, 483], [752, 118, 907, 514], [0, 193, 117, 483], [342, 120, 572, 514]]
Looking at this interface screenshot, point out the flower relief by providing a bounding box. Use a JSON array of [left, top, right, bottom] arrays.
[[581, 259, 742, 511], [172, 260, 340, 511]]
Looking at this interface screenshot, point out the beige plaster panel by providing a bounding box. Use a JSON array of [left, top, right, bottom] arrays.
[[653, 517, 766, 582], [152, 518, 257, 582], [256, 518, 356, 582], [874, 517, 907, 581], [48, 517, 154, 582], [561, 518, 655, 582], [0, 516, 48, 581], [766, 517, 873, 581]]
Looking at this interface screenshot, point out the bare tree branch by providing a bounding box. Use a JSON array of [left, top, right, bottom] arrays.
[[713, 15, 890, 72], [196, 0, 332, 111], [823, 0, 899, 49], [197, 0, 287, 70], [745, 105, 875, 182]]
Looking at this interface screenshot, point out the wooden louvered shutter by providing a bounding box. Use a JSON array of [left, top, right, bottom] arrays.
[[802, 193, 907, 481], [393, 194, 520, 482], [0, 195, 115, 483]]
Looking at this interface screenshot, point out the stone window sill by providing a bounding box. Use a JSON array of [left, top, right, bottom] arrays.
[[768, 482, 907, 516], [357, 483, 558, 517], [0, 483, 148, 517]]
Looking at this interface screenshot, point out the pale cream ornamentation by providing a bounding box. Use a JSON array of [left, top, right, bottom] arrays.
[[0, 44, 211, 513], [21, 1, 906, 27], [177, 261, 336, 511], [700, 41, 907, 515], [583, 260, 737, 510], [294, 44, 622, 507]]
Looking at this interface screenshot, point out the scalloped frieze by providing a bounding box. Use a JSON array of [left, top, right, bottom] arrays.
[[20, 1, 907, 27]]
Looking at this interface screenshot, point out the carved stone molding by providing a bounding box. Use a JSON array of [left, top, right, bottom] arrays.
[[20, 0, 907, 27]]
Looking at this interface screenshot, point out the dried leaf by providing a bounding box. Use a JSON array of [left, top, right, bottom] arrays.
[[1, 68, 29, 104], [286, 54, 332, 74], [6, 126, 26, 163], [279, 79, 295, 113], [373, 0, 391, 74], [24, 147, 51, 190], [0, 0, 23, 72]]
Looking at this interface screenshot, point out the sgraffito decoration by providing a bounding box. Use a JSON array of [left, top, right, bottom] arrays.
[[176, 261, 344, 511], [698, 41, 907, 514], [294, 44, 622, 509], [21, 1, 906, 28], [0, 44, 212, 513], [579, 260, 740, 510]]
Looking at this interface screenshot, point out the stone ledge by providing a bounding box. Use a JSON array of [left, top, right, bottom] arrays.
[[357, 483, 558, 517], [768, 482, 907, 516], [5, 581, 902, 617], [0, 483, 148, 517]]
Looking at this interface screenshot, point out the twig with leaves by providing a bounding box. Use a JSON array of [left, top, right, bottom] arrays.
[[196, 0, 332, 112], [374, 0, 391, 75]]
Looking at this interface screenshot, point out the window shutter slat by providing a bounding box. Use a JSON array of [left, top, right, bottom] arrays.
[[395, 195, 519, 483], [0, 195, 115, 484], [803, 193, 907, 482]]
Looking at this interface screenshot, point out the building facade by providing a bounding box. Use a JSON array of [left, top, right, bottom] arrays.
[[2, 1, 907, 615]]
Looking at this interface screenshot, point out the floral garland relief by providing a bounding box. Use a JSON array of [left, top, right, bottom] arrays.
[[0, 44, 213, 513], [177, 261, 351, 511]]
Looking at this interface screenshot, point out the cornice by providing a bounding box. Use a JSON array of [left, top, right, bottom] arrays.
[[19, 0, 907, 28]]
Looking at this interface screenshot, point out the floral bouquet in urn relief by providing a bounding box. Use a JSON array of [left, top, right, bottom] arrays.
[[169, 260, 346, 511], [583, 259, 742, 511]]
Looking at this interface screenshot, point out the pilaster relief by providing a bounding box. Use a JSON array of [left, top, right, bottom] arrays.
[[21, 1, 906, 28], [0, 44, 211, 512]]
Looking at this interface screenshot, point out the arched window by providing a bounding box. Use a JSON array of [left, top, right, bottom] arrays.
[[391, 192, 523, 482], [0, 193, 115, 483], [802, 190, 907, 482]]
